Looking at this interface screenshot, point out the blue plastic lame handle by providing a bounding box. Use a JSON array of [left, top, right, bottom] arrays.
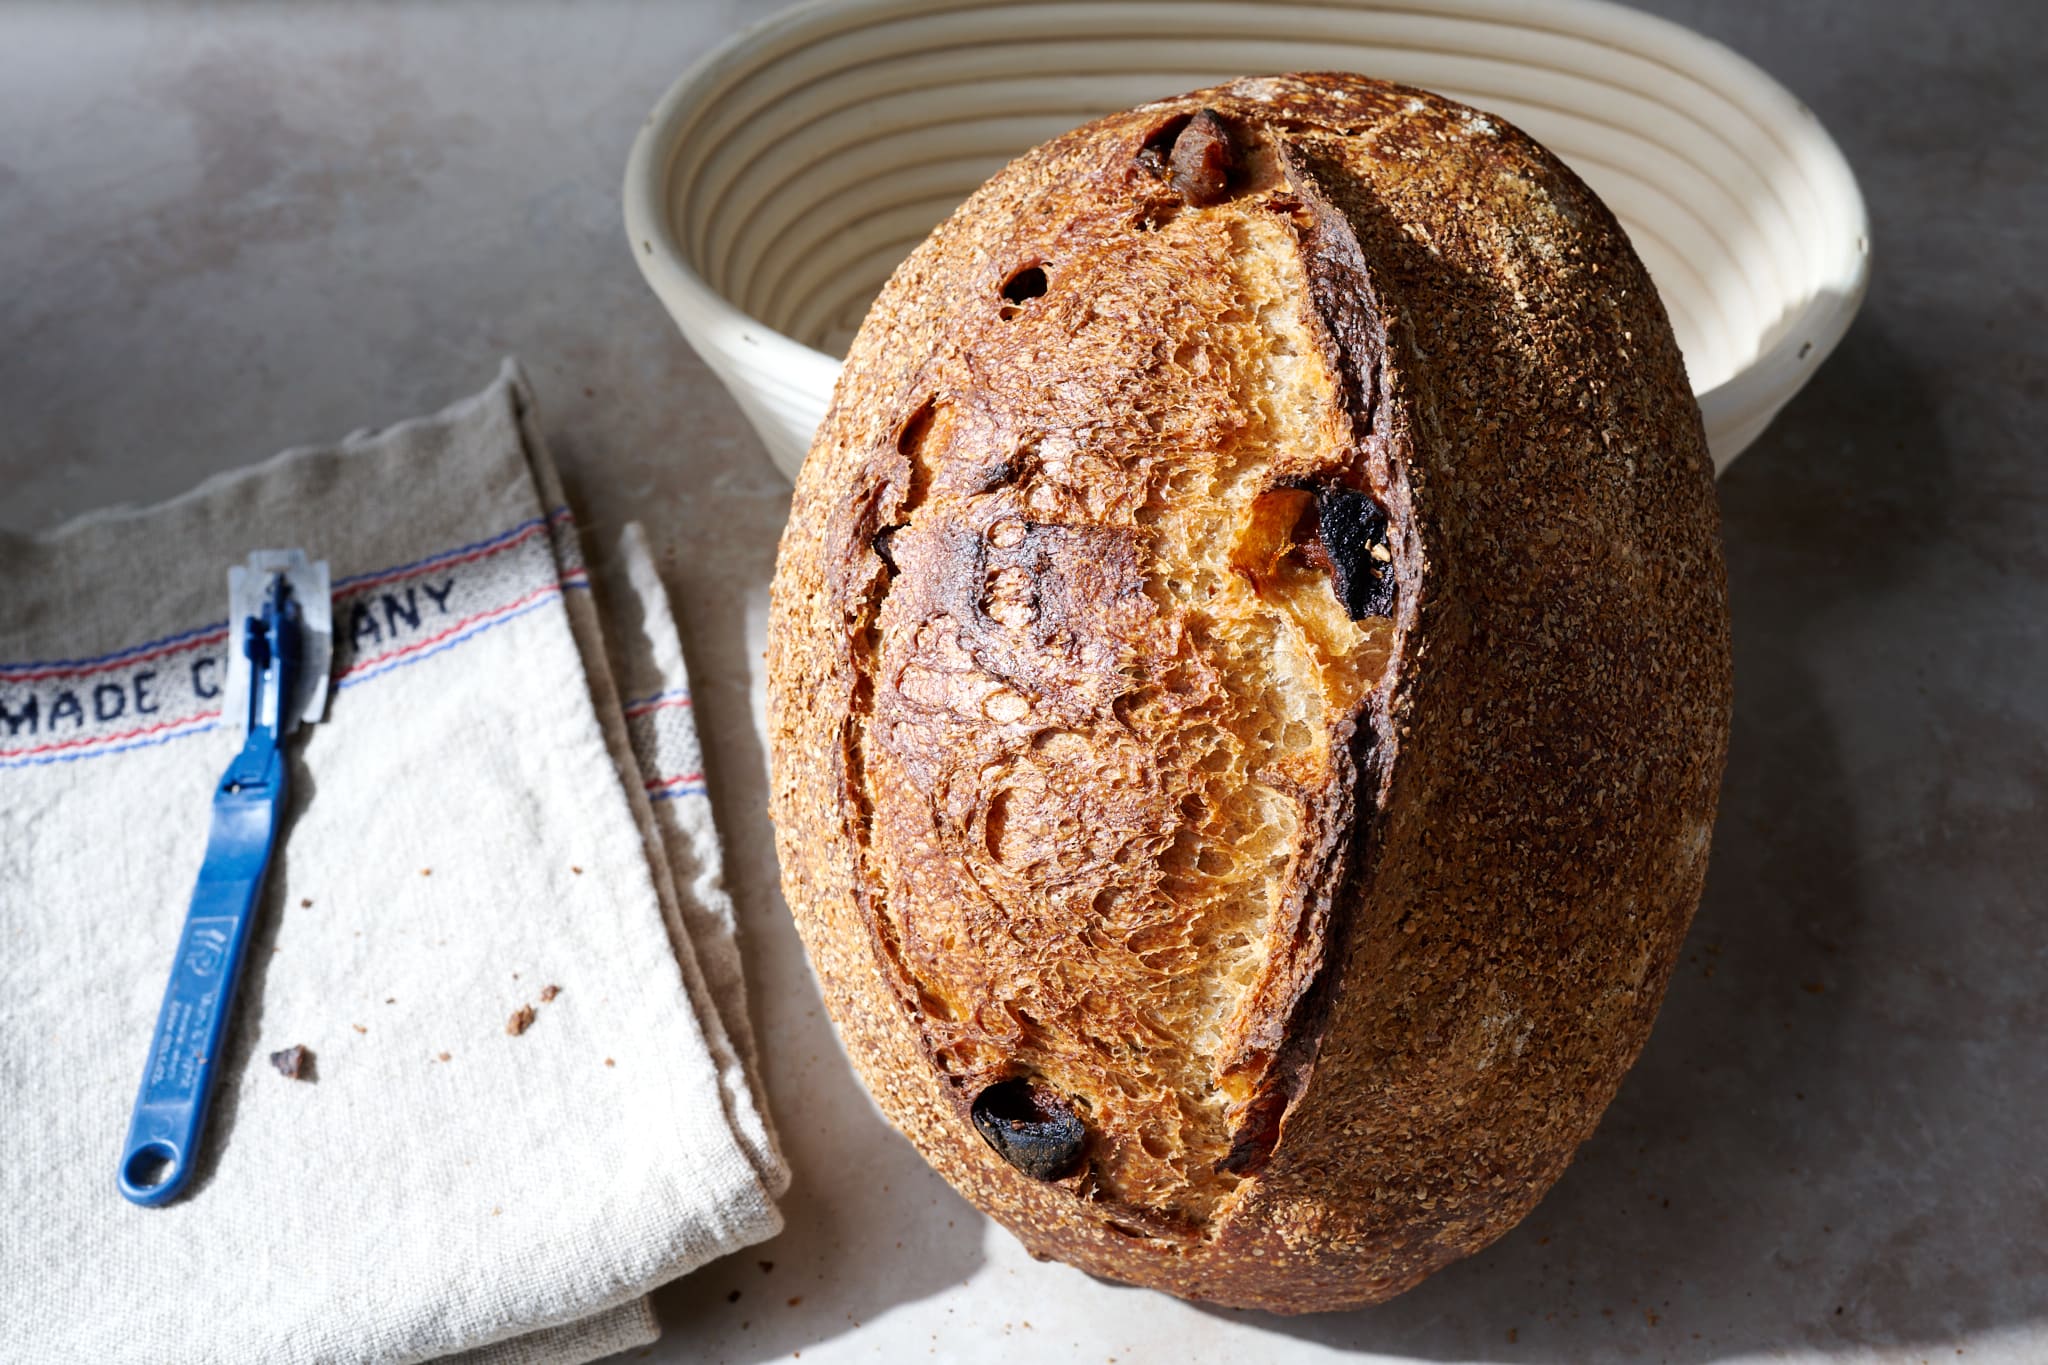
[[118, 579, 297, 1206]]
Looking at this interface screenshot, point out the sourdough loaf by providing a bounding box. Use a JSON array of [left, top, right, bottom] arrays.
[[767, 73, 1730, 1310]]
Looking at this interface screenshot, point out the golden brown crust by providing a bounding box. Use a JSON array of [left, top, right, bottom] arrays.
[[768, 73, 1730, 1310]]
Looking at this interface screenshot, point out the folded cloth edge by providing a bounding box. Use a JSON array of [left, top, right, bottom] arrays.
[[431, 360, 786, 1364]]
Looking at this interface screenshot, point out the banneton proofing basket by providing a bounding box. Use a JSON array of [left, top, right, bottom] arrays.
[[624, 0, 1869, 481]]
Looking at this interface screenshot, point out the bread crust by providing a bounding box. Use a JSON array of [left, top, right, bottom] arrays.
[[767, 73, 1730, 1311]]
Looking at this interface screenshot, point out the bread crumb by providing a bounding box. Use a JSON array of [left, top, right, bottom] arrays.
[[540, 984, 560, 1003], [437, 1052, 452, 1062], [420, 868, 432, 876], [270, 1045, 313, 1080], [787, 1296, 802, 1308], [300, 898, 313, 908], [352, 1024, 366, 1034], [385, 997, 396, 1005], [507, 1004, 536, 1036], [571, 865, 583, 875], [604, 1057, 615, 1067], [759, 1260, 775, 1274]]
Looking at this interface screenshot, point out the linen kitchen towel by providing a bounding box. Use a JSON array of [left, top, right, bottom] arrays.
[[0, 362, 784, 1364]]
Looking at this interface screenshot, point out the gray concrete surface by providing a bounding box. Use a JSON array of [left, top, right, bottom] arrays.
[[1, 2, 2041, 1361]]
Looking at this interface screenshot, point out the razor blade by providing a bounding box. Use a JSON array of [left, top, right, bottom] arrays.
[[222, 549, 331, 739]]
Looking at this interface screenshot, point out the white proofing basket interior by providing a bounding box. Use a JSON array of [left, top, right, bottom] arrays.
[[625, 0, 1870, 481]]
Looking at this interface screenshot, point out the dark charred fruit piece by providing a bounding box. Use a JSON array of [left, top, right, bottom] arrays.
[[971, 1078, 1087, 1180], [1167, 108, 1238, 206], [1134, 112, 1193, 176], [1313, 485, 1395, 619], [872, 524, 904, 575]]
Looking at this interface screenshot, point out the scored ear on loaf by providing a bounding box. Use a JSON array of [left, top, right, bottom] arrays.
[[767, 72, 1731, 1311]]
